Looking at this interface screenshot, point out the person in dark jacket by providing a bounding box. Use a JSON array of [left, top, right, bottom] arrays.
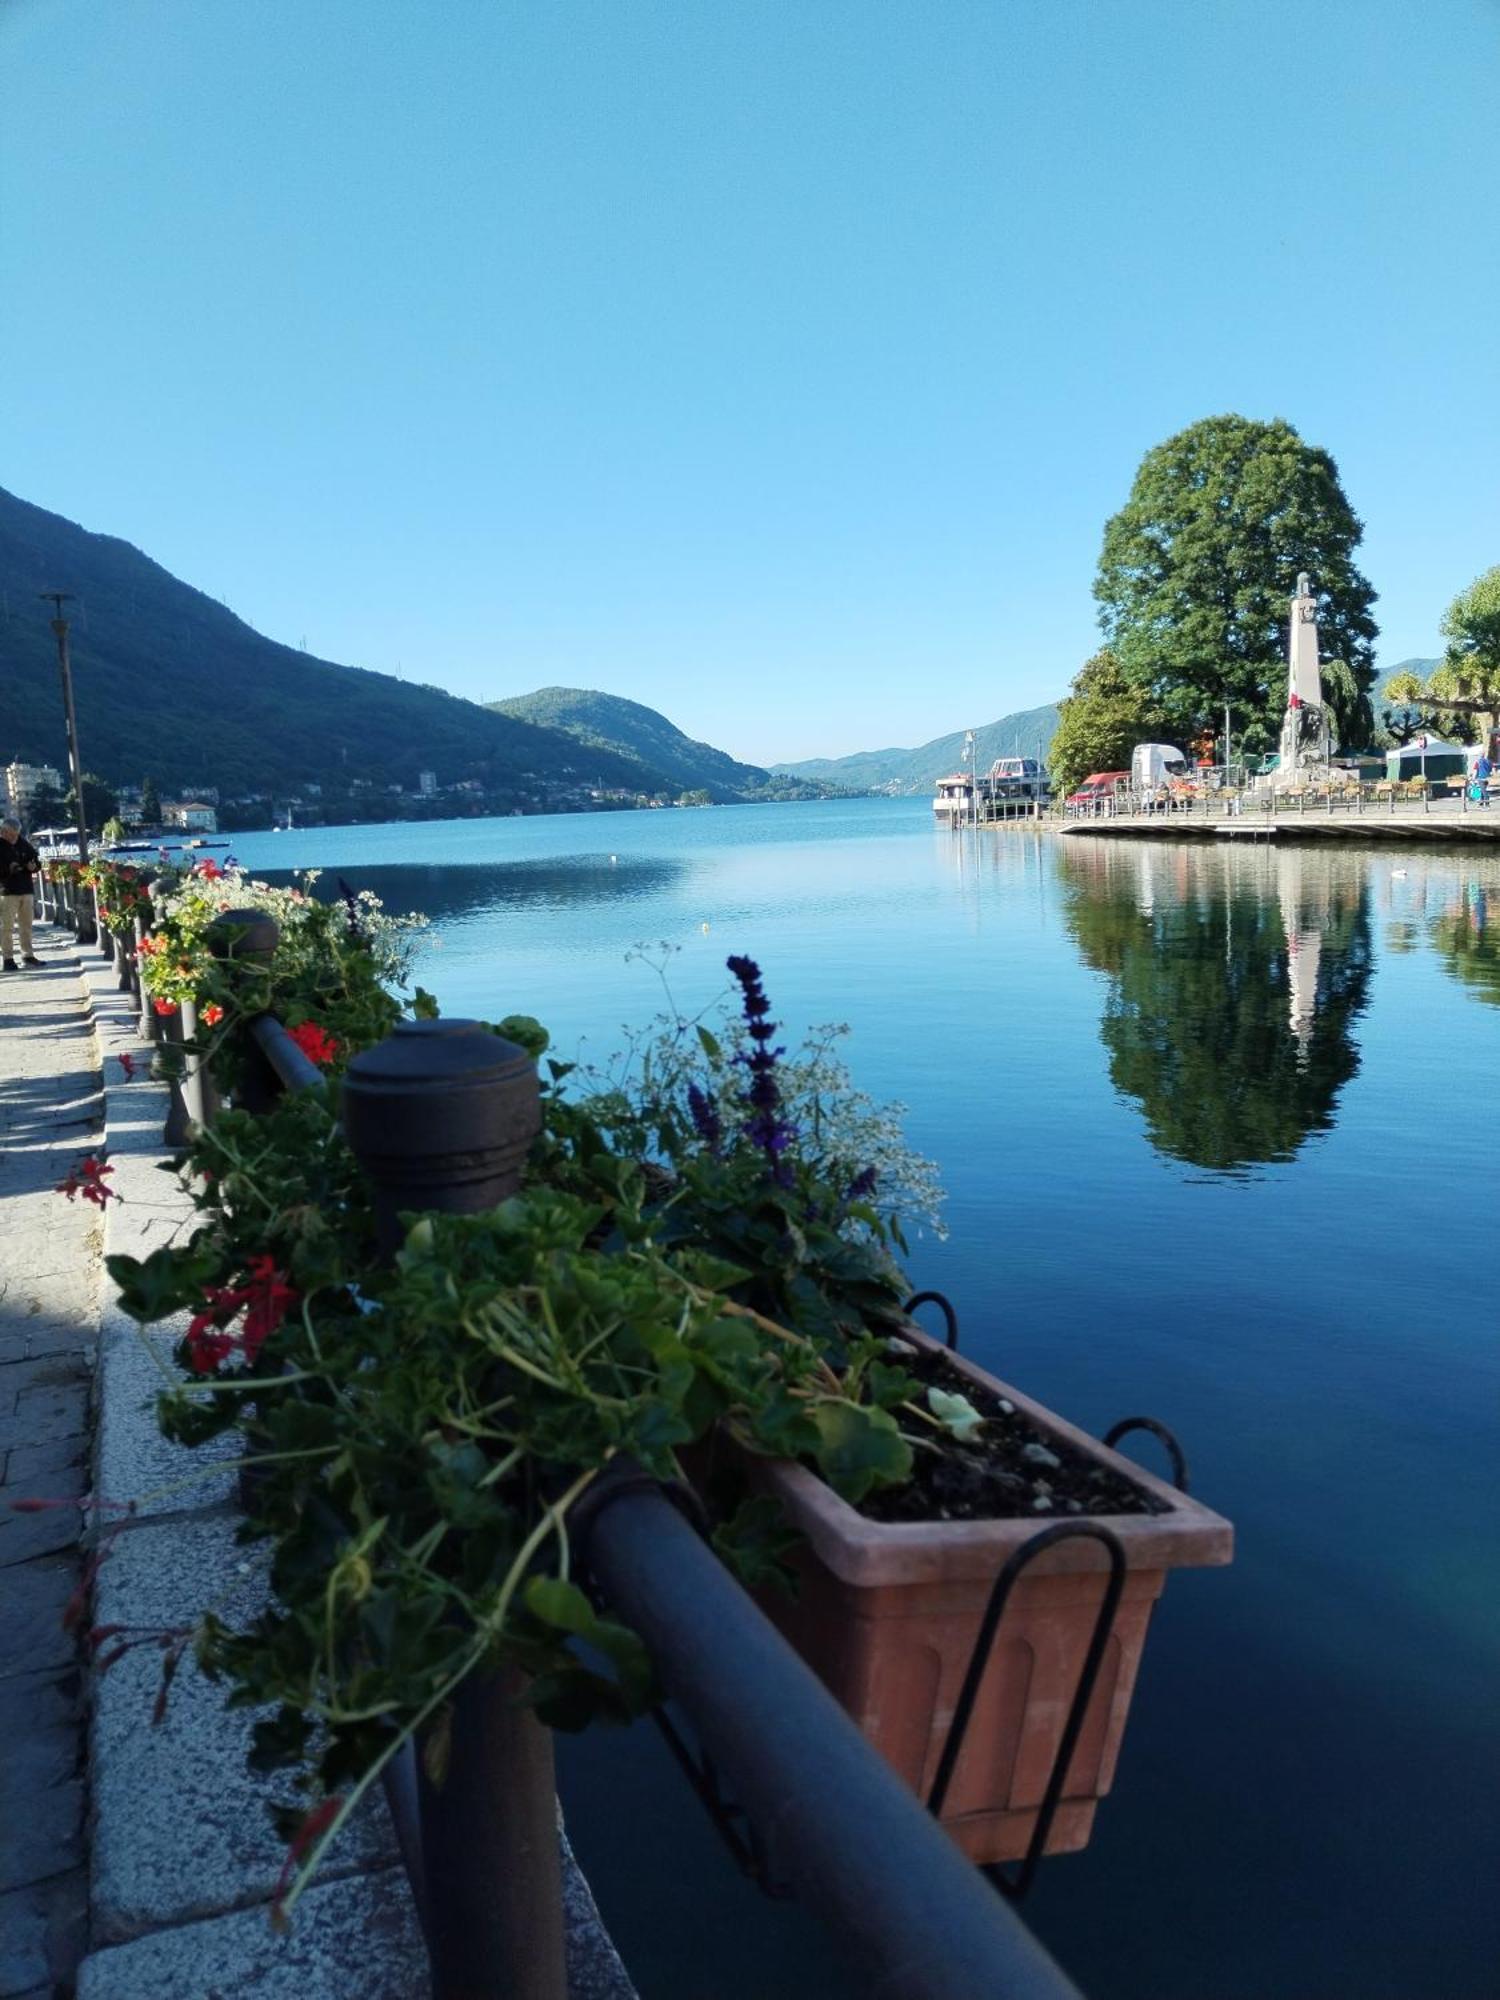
[[0, 819, 43, 968]]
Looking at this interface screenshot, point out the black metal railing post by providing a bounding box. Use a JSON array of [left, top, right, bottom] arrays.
[[207, 910, 281, 1112], [76, 878, 97, 946], [342, 1019, 560, 2000]]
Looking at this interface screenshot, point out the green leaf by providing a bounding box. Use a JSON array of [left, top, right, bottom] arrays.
[[695, 1024, 722, 1061], [810, 1400, 913, 1503], [523, 1576, 597, 1636], [927, 1386, 986, 1442]]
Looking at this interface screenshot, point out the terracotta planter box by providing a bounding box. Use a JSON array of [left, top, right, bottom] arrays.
[[736, 1332, 1232, 1866]]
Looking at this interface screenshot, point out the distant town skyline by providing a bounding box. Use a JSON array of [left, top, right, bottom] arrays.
[[3, 2, 1496, 763]]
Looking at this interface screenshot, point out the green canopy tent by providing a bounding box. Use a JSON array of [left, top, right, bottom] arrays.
[[1386, 738, 1468, 783]]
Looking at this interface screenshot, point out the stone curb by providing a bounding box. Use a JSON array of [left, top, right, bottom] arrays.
[[74, 958, 635, 1998]]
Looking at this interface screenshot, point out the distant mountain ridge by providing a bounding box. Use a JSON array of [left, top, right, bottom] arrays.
[[487, 686, 835, 801], [773, 701, 1062, 794], [0, 485, 652, 808]]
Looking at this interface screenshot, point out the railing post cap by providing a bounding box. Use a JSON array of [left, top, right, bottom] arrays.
[[345, 1017, 536, 1091]]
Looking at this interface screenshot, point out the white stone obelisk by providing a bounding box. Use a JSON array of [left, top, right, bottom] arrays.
[[1277, 571, 1331, 780]]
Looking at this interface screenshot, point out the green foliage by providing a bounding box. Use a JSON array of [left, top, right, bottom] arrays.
[[1387, 568, 1500, 745], [105, 918, 951, 1919], [140, 776, 162, 824], [1047, 650, 1160, 800], [64, 771, 118, 833], [1094, 415, 1379, 754]]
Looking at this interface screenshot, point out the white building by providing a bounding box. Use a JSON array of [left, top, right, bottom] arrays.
[[418, 770, 437, 797], [5, 761, 63, 819], [166, 801, 219, 832]]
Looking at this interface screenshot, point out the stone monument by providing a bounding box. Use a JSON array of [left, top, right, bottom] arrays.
[[1276, 571, 1332, 781]]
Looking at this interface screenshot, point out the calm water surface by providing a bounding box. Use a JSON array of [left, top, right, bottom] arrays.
[[232, 799, 1500, 1999]]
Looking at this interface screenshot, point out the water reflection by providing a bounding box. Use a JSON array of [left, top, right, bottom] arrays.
[[253, 855, 688, 926], [1058, 842, 1374, 1172], [1429, 884, 1500, 1007]]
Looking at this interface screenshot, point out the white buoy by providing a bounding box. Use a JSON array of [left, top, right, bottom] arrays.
[[700, 922, 710, 933], [610, 854, 617, 864]]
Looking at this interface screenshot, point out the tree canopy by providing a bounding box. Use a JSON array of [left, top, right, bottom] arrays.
[[1094, 416, 1379, 754], [1385, 565, 1500, 747], [1047, 650, 1161, 799]]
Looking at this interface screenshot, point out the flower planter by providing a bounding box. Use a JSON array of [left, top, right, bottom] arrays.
[[735, 1330, 1232, 1866]]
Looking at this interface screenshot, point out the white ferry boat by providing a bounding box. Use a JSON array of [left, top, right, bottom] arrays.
[[934, 757, 1048, 820]]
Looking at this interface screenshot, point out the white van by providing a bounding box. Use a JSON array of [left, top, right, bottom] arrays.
[[1130, 743, 1189, 793]]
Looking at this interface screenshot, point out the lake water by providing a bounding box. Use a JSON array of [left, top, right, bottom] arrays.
[[229, 798, 1500, 1999]]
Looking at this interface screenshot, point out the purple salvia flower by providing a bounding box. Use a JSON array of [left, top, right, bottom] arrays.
[[686, 1082, 722, 1152], [846, 1166, 878, 1203], [726, 955, 797, 1186]]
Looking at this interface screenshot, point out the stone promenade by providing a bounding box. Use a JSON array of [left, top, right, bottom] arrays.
[[0, 937, 101, 1999]]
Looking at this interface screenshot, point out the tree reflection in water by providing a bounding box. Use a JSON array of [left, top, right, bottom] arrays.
[[1059, 841, 1373, 1171], [1428, 880, 1500, 1009]]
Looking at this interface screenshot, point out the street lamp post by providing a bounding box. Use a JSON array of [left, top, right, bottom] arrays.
[[39, 591, 95, 940]]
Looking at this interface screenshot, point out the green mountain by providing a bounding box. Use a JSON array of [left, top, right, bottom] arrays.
[[0, 486, 652, 809], [773, 701, 1062, 794], [487, 686, 835, 802]]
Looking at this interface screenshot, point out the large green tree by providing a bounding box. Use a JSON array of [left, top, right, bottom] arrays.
[[1094, 415, 1379, 753], [1047, 649, 1162, 799], [1386, 565, 1500, 747]]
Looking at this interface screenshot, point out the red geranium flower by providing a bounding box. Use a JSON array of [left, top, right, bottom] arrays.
[[194, 859, 224, 881], [57, 1156, 118, 1207], [153, 999, 177, 1017], [201, 1002, 225, 1028], [287, 1021, 339, 1067], [184, 1256, 299, 1375], [116, 1052, 137, 1081]]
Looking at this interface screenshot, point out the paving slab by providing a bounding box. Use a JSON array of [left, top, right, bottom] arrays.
[[76, 1865, 427, 2000], [90, 1511, 400, 1942]]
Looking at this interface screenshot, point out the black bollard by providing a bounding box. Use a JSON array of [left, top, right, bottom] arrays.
[[342, 1019, 562, 2000], [341, 1018, 542, 1256]]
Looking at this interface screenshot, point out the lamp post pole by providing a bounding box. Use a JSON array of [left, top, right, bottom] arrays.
[[39, 592, 91, 869]]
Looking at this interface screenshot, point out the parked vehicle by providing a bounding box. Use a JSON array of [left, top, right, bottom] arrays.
[[1065, 771, 1129, 809], [1130, 743, 1189, 792]]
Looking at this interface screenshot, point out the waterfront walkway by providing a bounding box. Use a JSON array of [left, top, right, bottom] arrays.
[[0, 937, 102, 1998], [1055, 795, 1500, 843]]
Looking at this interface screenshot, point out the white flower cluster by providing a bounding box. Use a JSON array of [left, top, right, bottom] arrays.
[[157, 866, 429, 984]]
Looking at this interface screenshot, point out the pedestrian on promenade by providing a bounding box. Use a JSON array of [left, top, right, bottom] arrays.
[[1, 817, 43, 968], [1473, 751, 1494, 807]]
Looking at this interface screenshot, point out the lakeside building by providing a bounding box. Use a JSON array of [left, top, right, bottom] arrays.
[[5, 759, 63, 818], [165, 800, 219, 832]]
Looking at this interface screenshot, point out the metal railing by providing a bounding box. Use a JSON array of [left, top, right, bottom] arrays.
[[1061, 777, 1498, 824], [120, 905, 1086, 2000]]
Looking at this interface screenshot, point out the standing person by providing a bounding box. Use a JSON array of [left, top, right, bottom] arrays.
[[1473, 751, 1494, 807], [0, 819, 43, 969]]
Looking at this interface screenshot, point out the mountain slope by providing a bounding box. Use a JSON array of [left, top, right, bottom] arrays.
[[774, 701, 1062, 794], [488, 686, 832, 800], [0, 487, 650, 803]]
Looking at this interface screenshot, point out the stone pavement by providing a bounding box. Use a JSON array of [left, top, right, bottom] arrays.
[[0, 934, 102, 2000]]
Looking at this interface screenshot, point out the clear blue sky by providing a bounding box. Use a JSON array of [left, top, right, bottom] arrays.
[[3, 1, 1497, 763]]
